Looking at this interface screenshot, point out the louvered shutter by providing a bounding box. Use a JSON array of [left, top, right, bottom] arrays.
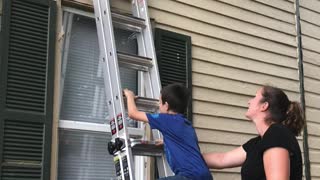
[[155, 28, 192, 121], [0, 0, 56, 179]]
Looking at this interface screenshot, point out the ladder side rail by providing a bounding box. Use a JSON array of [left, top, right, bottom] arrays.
[[93, 0, 133, 179], [93, 0, 117, 138], [60, 12, 74, 109], [134, 0, 166, 142], [94, 2, 125, 179], [132, 0, 174, 177], [131, 0, 163, 148], [131, 0, 154, 98], [142, 0, 162, 98], [99, 0, 132, 145], [131, 1, 162, 140], [95, 0, 136, 179], [137, 72, 145, 97], [132, 0, 161, 97]]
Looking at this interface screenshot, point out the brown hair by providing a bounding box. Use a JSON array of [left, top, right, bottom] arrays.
[[161, 83, 190, 114], [260, 86, 305, 136]]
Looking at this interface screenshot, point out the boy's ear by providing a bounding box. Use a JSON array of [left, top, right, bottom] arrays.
[[164, 102, 169, 111]]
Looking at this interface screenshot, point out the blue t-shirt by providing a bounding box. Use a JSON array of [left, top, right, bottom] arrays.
[[147, 113, 212, 180]]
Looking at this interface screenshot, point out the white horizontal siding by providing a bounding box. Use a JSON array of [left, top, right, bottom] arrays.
[[148, 0, 300, 178], [300, 0, 320, 178]]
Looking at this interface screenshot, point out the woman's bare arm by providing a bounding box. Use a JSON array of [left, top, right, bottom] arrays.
[[263, 147, 290, 180], [203, 146, 247, 169]]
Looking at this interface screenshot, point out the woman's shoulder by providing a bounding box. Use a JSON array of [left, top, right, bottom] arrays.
[[261, 123, 298, 152], [266, 123, 294, 137], [243, 136, 261, 152]]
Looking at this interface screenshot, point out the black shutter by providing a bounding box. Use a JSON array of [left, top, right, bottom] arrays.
[[0, 0, 56, 179], [155, 28, 192, 121]]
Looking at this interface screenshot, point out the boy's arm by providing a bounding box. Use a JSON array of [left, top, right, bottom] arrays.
[[123, 89, 149, 123]]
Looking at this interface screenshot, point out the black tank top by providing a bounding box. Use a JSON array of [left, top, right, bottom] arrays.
[[241, 123, 302, 180]]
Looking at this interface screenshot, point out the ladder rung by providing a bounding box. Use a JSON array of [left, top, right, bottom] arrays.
[[130, 139, 163, 157], [118, 52, 153, 72], [124, 96, 159, 113], [112, 12, 146, 32], [135, 97, 159, 112]]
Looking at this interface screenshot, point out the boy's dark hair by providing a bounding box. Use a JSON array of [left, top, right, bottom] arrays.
[[160, 83, 190, 114]]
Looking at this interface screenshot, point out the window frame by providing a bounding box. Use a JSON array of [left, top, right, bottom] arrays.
[[58, 7, 144, 179]]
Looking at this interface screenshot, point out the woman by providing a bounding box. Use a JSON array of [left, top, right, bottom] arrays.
[[203, 86, 305, 180]]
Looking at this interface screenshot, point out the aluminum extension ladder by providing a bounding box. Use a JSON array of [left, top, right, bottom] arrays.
[[92, 0, 173, 179]]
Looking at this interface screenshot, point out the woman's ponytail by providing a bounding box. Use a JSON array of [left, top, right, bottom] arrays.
[[283, 101, 305, 136]]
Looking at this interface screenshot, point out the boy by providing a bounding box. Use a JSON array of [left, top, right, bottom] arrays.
[[124, 83, 213, 180]]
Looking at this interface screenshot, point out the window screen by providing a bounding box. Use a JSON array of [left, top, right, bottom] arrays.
[[60, 14, 138, 123], [58, 129, 116, 180]]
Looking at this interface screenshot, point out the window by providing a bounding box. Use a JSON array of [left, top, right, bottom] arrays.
[[59, 9, 141, 179], [58, 8, 192, 180]]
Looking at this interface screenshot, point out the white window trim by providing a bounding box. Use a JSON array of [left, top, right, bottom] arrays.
[[63, 6, 94, 18], [59, 120, 111, 132], [59, 120, 144, 136]]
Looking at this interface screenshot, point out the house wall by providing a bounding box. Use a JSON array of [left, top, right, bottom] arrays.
[[54, 0, 320, 179], [299, 0, 320, 179], [146, 0, 300, 179]]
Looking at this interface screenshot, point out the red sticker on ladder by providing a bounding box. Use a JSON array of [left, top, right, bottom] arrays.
[[110, 118, 116, 135], [117, 114, 123, 131]]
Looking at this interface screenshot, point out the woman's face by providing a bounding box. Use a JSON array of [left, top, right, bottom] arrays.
[[245, 88, 265, 120]]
